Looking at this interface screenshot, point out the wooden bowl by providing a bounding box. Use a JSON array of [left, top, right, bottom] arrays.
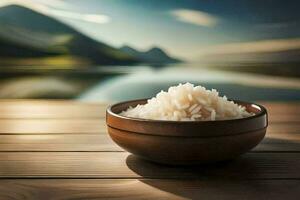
[[106, 99, 268, 165]]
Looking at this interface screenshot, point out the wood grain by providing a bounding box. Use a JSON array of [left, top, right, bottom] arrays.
[[0, 119, 106, 134], [0, 134, 121, 151], [260, 102, 300, 115], [0, 119, 298, 134], [0, 132, 298, 152], [0, 100, 298, 121], [0, 179, 299, 200], [0, 152, 299, 179], [267, 123, 300, 133], [268, 114, 300, 123], [0, 100, 108, 119], [0, 100, 298, 200]]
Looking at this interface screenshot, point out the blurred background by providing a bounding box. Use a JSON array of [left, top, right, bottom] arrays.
[[0, 0, 300, 102]]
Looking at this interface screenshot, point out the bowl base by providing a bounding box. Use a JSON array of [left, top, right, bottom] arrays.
[[108, 126, 266, 165]]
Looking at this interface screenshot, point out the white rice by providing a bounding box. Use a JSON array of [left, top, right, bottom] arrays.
[[120, 83, 253, 121]]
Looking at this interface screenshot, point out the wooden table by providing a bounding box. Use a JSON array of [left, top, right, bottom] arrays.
[[0, 100, 299, 199]]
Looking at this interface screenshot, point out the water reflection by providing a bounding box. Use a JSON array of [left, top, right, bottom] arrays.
[[80, 65, 300, 102], [1, 63, 300, 100]]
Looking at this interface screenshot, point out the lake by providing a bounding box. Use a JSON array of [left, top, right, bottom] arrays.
[[79, 63, 300, 102]]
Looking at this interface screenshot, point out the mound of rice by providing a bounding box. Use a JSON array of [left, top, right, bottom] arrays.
[[120, 83, 253, 121]]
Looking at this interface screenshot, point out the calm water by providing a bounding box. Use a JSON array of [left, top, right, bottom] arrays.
[[79, 63, 300, 102]]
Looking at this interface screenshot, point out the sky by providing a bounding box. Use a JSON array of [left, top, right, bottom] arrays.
[[1, 0, 300, 60]]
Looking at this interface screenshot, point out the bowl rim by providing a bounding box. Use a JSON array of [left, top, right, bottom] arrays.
[[106, 98, 268, 137], [106, 98, 267, 124]]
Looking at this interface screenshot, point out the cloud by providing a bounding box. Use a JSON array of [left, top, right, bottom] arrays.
[[171, 9, 218, 27], [0, 0, 110, 24], [48, 9, 110, 24], [200, 38, 300, 55], [0, 0, 66, 8]]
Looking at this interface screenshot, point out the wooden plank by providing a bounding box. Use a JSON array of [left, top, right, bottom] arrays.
[[0, 119, 298, 134], [0, 179, 299, 200], [0, 100, 298, 120], [268, 123, 300, 133], [254, 134, 300, 151], [260, 102, 300, 115], [0, 132, 298, 152], [0, 152, 299, 179], [0, 119, 106, 134], [268, 114, 300, 123], [0, 134, 121, 152], [0, 100, 108, 119]]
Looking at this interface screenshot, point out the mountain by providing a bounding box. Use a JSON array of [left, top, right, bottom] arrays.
[[200, 48, 300, 64], [120, 45, 181, 64], [0, 4, 137, 65]]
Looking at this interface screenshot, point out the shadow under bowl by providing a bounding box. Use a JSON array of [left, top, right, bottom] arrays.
[[106, 99, 268, 165]]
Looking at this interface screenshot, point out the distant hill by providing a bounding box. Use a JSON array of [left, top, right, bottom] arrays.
[[200, 48, 300, 64], [198, 48, 300, 78], [120, 45, 182, 64], [0, 4, 137, 65], [0, 4, 182, 66]]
